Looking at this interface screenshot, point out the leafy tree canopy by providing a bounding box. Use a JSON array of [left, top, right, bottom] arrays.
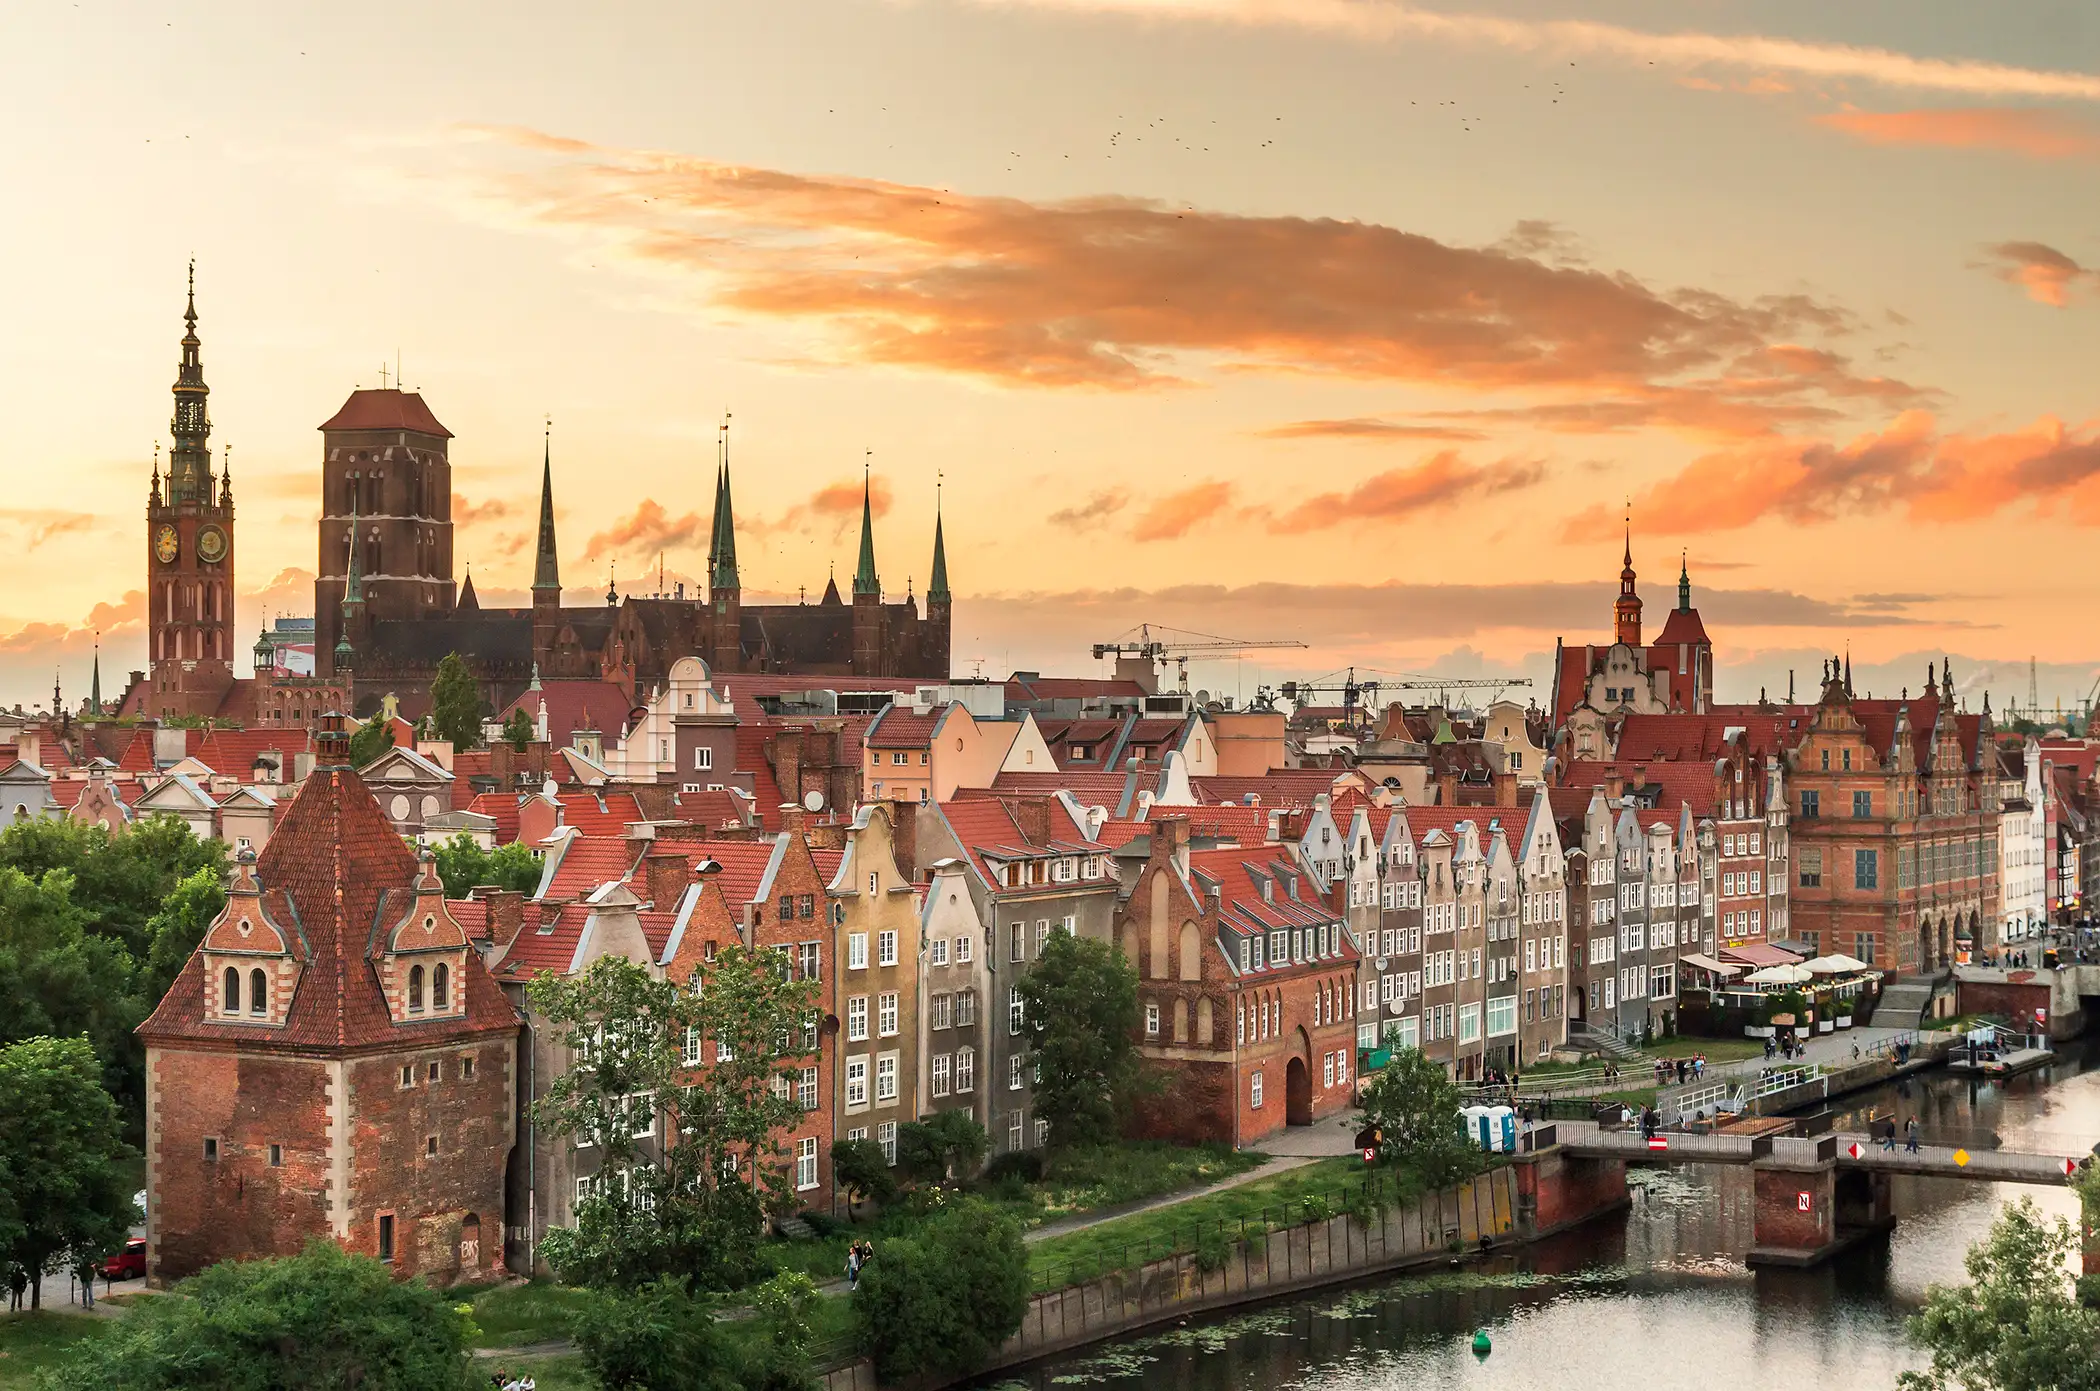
[[0, 813, 225, 961], [1902, 1195, 2100, 1391], [831, 1138, 897, 1212], [0, 1036, 139, 1310], [38, 1240, 480, 1390], [142, 865, 227, 1004], [501, 707, 536, 751], [0, 869, 147, 1116], [1356, 1046, 1481, 1188], [528, 947, 821, 1293], [429, 833, 543, 899], [1017, 929, 1142, 1148], [852, 1199, 1030, 1382], [348, 715, 396, 767], [897, 1108, 990, 1186], [429, 653, 485, 751]]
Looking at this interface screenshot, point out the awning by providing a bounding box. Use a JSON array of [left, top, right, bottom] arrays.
[[1722, 942, 1804, 968], [1680, 952, 1743, 978], [1745, 963, 1815, 985]]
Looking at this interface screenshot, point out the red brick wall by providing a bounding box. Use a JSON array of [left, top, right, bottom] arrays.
[[1955, 980, 2050, 1029], [1520, 1149, 1629, 1235], [1131, 1057, 1236, 1145], [1751, 1166, 1832, 1254], [343, 1043, 515, 1283], [751, 839, 835, 1212], [147, 1049, 335, 1284]]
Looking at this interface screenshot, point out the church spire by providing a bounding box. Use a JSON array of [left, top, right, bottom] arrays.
[[533, 424, 560, 597], [927, 476, 950, 607], [1613, 513, 1642, 647], [1677, 550, 1691, 613], [89, 639, 103, 717], [168, 260, 214, 505], [711, 417, 739, 594], [853, 452, 880, 598]]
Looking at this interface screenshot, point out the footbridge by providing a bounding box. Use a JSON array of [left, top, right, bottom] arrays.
[[1527, 1120, 2090, 1267]]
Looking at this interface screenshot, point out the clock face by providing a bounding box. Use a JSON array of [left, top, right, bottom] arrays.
[[197, 525, 228, 564], [154, 525, 179, 565]]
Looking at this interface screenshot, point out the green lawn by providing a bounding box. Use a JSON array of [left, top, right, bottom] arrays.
[[759, 1139, 1266, 1286], [1646, 1036, 1764, 1063], [0, 1313, 113, 1389], [1025, 1155, 1423, 1291], [468, 1280, 596, 1348]]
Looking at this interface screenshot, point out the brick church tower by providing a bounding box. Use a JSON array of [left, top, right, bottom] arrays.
[[144, 263, 238, 719], [314, 385, 458, 679], [137, 715, 518, 1286]]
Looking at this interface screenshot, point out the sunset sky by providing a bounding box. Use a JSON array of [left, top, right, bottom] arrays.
[[6, 1, 2100, 714]]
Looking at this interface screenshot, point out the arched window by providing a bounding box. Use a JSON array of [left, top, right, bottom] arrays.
[[249, 968, 268, 1016], [223, 966, 240, 1014], [433, 962, 450, 1010], [408, 964, 425, 1012]]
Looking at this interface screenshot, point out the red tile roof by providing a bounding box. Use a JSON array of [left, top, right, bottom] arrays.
[[467, 792, 523, 844], [733, 722, 787, 828], [139, 763, 511, 1051], [865, 706, 943, 750], [192, 729, 312, 782], [1194, 771, 1347, 807], [540, 833, 642, 901], [554, 791, 647, 837], [319, 387, 453, 438], [499, 681, 639, 749], [671, 786, 757, 830]]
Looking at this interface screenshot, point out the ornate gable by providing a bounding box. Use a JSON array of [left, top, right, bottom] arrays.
[[200, 851, 306, 1027]]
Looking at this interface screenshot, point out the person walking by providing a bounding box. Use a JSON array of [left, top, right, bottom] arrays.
[[75, 1258, 96, 1310], [845, 1243, 862, 1291], [6, 1264, 23, 1312], [1764, 1035, 1776, 1062], [1905, 1117, 1921, 1154], [1880, 1117, 1897, 1152]]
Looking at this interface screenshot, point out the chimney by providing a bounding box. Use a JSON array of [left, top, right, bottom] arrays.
[[1010, 795, 1052, 846], [314, 712, 352, 768], [887, 801, 920, 881], [773, 727, 804, 808], [1605, 771, 1626, 802], [1437, 770, 1459, 806], [643, 847, 690, 911], [781, 803, 807, 837], [478, 888, 526, 951], [1494, 771, 1518, 807]]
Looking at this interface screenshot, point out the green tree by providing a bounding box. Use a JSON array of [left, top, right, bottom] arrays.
[[141, 865, 226, 1003], [429, 652, 485, 751], [830, 1138, 897, 1213], [501, 707, 536, 751], [348, 714, 396, 766], [38, 1240, 479, 1389], [1902, 1196, 2100, 1391], [570, 1277, 751, 1391], [1016, 929, 1142, 1148], [429, 833, 543, 899], [897, 1108, 990, 1185], [1356, 1046, 1481, 1188], [0, 813, 224, 961], [528, 945, 820, 1293], [0, 869, 147, 1117], [852, 1199, 1030, 1382], [0, 1037, 139, 1310]]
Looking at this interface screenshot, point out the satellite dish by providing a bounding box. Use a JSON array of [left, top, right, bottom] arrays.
[[803, 790, 824, 812], [1194, 689, 1212, 705]]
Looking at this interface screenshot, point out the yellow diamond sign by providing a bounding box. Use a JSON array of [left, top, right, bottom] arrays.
[[1954, 1149, 1971, 1167]]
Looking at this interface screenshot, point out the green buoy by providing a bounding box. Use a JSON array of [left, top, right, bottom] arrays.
[[1472, 1329, 1492, 1357]]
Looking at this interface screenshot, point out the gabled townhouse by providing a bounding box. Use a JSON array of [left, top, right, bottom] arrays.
[[1515, 790, 1569, 1065], [828, 804, 923, 1173], [862, 699, 1054, 806], [1361, 806, 1424, 1059], [1417, 826, 1460, 1075], [1483, 828, 1522, 1074], [917, 793, 1117, 1155], [918, 858, 989, 1135], [1116, 819, 1361, 1146]]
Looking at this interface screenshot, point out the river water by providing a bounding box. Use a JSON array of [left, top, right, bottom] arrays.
[[983, 1039, 2100, 1391]]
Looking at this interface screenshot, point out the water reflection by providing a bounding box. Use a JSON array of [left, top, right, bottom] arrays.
[[984, 1039, 2100, 1391]]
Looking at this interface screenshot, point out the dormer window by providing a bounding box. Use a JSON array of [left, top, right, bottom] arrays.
[[223, 967, 240, 1014], [408, 965, 426, 1013], [433, 963, 450, 1009], [249, 969, 267, 1016]]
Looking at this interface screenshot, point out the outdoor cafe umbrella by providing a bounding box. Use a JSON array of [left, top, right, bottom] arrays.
[[1744, 963, 1814, 986], [1802, 954, 1869, 974]]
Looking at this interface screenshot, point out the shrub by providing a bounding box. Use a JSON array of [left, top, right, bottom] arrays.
[[1194, 1226, 1233, 1274], [798, 1209, 848, 1240], [1300, 1194, 1334, 1223], [982, 1150, 1045, 1186], [853, 1199, 1031, 1382], [571, 1278, 749, 1391], [831, 1139, 897, 1212]]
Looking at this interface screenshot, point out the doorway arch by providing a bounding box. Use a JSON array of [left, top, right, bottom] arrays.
[[1285, 1025, 1314, 1126]]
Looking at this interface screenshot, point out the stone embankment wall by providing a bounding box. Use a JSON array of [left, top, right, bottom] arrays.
[[822, 1149, 1629, 1390]]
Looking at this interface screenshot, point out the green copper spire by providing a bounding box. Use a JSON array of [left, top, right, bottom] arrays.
[[711, 422, 739, 593], [89, 642, 102, 717], [927, 481, 950, 606], [853, 454, 880, 598], [533, 427, 560, 594]]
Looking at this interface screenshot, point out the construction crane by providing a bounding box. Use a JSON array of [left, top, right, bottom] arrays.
[[1092, 623, 1308, 693], [1258, 671, 1534, 725]]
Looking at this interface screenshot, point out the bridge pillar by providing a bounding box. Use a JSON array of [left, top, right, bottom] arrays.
[[1747, 1164, 1838, 1267]]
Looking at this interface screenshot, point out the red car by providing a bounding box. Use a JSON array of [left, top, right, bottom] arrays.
[[101, 1238, 146, 1281]]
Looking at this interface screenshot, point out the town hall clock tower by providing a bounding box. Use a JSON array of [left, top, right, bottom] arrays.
[[144, 264, 237, 720]]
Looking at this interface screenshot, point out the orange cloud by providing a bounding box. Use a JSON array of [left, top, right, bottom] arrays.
[[425, 128, 1901, 436], [582, 498, 708, 563], [452, 492, 511, 525], [1816, 107, 2100, 160], [1568, 411, 2100, 537], [0, 509, 98, 549], [761, 475, 892, 541], [1132, 482, 1235, 542], [1047, 488, 1131, 529], [1267, 452, 1544, 533], [1977, 241, 2095, 307], [1258, 419, 1488, 443]]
